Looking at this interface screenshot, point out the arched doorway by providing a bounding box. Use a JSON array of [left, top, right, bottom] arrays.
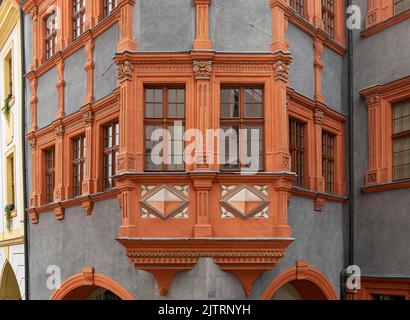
[[260, 261, 338, 300], [51, 267, 134, 300], [0, 261, 22, 300]]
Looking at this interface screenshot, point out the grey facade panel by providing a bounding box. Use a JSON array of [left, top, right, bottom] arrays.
[[322, 47, 344, 113], [211, 0, 271, 52], [64, 48, 87, 116], [94, 25, 119, 101], [28, 197, 346, 300], [135, 0, 194, 52], [37, 67, 58, 129], [352, 0, 410, 277], [253, 197, 347, 298], [24, 13, 32, 71], [287, 23, 315, 100]]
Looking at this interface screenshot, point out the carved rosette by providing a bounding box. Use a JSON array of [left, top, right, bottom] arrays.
[[193, 61, 213, 80], [117, 60, 134, 82], [273, 61, 290, 81]]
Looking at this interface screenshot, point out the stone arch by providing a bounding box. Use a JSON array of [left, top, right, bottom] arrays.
[[0, 260, 22, 300], [50, 267, 135, 300], [260, 261, 338, 300]]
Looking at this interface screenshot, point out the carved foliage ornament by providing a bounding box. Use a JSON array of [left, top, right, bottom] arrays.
[[365, 95, 380, 107], [193, 61, 213, 80]]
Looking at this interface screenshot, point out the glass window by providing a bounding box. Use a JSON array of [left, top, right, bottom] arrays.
[[322, 0, 335, 37], [289, 118, 306, 187], [144, 87, 185, 171], [322, 131, 335, 193], [73, 0, 86, 40], [45, 148, 55, 204], [104, 0, 118, 17], [394, 0, 410, 15], [290, 0, 305, 16], [72, 135, 86, 197], [45, 11, 57, 59], [103, 121, 119, 190], [220, 87, 264, 171], [393, 100, 410, 180]]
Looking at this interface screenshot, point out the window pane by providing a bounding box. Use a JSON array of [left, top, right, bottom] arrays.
[[221, 88, 239, 118]]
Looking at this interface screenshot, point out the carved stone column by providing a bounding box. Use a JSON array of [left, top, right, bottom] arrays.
[[117, 60, 139, 173], [56, 56, 65, 119], [54, 122, 65, 204], [313, 109, 325, 192], [84, 37, 95, 105], [117, 0, 137, 52], [269, 0, 289, 52], [192, 174, 215, 238], [270, 59, 292, 172], [193, 59, 213, 170], [81, 110, 95, 209], [313, 38, 325, 103], [193, 0, 213, 50]]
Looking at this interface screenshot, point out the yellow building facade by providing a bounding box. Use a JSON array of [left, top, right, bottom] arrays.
[[0, 0, 25, 300]]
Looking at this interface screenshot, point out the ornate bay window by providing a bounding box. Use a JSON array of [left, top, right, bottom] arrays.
[[365, 0, 410, 33]]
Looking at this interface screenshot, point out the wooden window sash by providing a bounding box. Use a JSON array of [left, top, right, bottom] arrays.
[[45, 148, 55, 204], [289, 118, 306, 187], [104, 0, 118, 17], [144, 87, 186, 172], [72, 0, 86, 40], [322, 131, 335, 193], [322, 0, 335, 37], [45, 12, 57, 59], [103, 120, 119, 190], [72, 135, 86, 197], [220, 87, 264, 172]]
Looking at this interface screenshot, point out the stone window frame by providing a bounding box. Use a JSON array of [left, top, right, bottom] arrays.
[[363, 0, 410, 37], [361, 77, 410, 192]]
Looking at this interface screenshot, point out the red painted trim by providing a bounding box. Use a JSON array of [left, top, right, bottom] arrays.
[[50, 267, 135, 300], [260, 260, 338, 300]]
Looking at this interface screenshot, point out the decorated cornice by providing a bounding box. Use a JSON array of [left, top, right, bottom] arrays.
[[118, 238, 293, 297]]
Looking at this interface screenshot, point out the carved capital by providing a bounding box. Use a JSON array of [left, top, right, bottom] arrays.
[[55, 124, 64, 138], [365, 94, 381, 107], [82, 110, 94, 125], [30, 6, 38, 22], [193, 61, 213, 80], [118, 60, 134, 81], [314, 109, 324, 125], [273, 61, 289, 81]]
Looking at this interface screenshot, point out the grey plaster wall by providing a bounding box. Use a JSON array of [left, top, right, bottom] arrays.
[[352, 0, 410, 276], [134, 0, 194, 52], [28, 199, 248, 300], [24, 13, 32, 72], [287, 23, 315, 100], [28, 197, 346, 300], [211, 0, 272, 52], [322, 47, 345, 114], [64, 48, 87, 115], [37, 67, 57, 129], [252, 197, 347, 299], [94, 25, 119, 101]]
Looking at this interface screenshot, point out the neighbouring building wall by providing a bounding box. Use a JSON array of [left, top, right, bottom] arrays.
[[352, 0, 410, 276], [0, 0, 25, 300]]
